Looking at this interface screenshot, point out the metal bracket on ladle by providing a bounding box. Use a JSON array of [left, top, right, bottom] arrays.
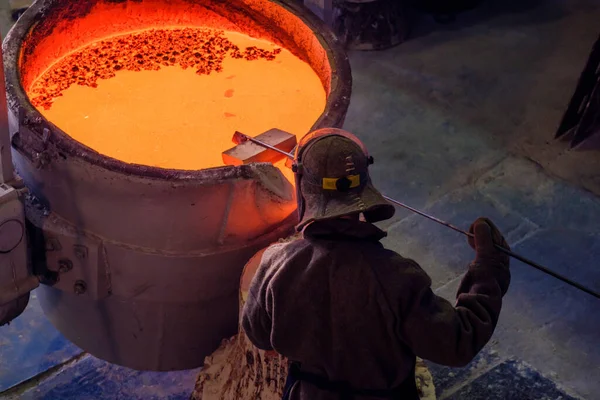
[[0, 32, 40, 326], [225, 130, 600, 301]]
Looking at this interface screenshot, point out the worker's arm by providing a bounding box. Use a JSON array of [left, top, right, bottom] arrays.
[[399, 218, 511, 367], [241, 249, 277, 351]]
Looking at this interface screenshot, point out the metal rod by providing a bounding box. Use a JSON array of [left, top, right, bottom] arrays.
[[383, 196, 600, 300], [0, 33, 15, 184], [235, 132, 600, 300], [238, 133, 295, 159], [383, 195, 473, 238]]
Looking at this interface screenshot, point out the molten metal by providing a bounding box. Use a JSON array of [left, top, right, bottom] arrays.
[[28, 28, 326, 177]]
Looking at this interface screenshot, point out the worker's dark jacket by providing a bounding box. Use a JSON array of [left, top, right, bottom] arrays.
[[241, 219, 510, 400]]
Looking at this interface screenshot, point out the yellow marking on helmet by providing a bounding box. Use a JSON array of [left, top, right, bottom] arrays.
[[322, 175, 361, 190]]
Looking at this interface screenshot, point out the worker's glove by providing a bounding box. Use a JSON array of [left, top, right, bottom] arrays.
[[468, 217, 510, 267]]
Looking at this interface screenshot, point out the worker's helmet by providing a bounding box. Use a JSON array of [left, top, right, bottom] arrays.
[[292, 128, 395, 231]]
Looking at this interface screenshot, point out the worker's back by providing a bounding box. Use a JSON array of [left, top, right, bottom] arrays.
[[263, 221, 417, 394], [242, 218, 510, 400]]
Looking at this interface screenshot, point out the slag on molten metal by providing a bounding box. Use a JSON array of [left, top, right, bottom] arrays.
[[28, 28, 326, 181]]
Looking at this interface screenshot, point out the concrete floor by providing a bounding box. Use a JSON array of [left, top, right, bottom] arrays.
[[1, 0, 600, 399], [347, 0, 600, 398]]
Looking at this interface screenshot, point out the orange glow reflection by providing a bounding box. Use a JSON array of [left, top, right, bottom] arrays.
[[28, 29, 326, 183]]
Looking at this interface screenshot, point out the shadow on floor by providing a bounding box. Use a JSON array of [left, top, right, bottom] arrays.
[[410, 0, 568, 42]]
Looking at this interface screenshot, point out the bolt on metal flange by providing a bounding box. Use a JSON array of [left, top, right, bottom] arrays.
[[74, 280, 87, 295], [73, 245, 88, 260], [58, 258, 73, 273]]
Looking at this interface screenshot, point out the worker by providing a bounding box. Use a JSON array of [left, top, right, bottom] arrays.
[[242, 128, 511, 400]]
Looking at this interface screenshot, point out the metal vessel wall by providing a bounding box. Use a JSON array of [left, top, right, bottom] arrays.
[[3, 0, 352, 370]]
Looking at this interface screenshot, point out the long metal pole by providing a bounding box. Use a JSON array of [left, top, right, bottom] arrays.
[[0, 33, 15, 184], [236, 132, 600, 300], [382, 196, 600, 299]]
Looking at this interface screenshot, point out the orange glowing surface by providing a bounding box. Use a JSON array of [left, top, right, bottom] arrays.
[[28, 28, 326, 182]]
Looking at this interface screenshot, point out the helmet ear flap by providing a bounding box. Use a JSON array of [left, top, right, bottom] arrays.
[[292, 143, 304, 225], [293, 163, 305, 227]]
